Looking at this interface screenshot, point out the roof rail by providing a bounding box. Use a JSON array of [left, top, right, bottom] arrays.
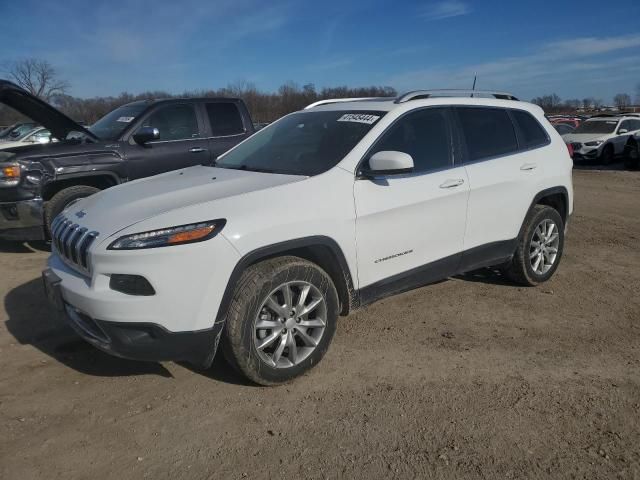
[[304, 97, 389, 109], [395, 89, 519, 103]]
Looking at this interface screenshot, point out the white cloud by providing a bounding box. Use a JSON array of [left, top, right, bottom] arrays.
[[387, 34, 640, 101], [419, 1, 471, 21]]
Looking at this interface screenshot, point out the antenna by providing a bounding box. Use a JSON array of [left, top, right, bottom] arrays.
[[471, 75, 477, 98]]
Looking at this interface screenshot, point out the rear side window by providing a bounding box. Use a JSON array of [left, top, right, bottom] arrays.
[[206, 103, 245, 136], [511, 110, 548, 149], [456, 107, 518, 162], [369, 107, 451, 173]]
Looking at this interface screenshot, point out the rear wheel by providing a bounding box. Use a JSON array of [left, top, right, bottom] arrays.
[[221, 256, 339, 386], [504, 205, 565, 286], [44, 185, 100, 235]]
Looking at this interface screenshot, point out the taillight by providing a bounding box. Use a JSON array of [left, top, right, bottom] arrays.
[[566, 143, 574, 158]]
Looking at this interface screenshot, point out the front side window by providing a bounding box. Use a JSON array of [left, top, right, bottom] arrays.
[[457, 107, 518, 162], [141, 104, 200, 141], [206, 103, 244, 136], [573, 120, 618, 135], [367, 108, 451, 173], [89, 104, 148, 141], [216, 110, 385, 176], [27, 129, 53, 143], [511, 110, 548, 149]]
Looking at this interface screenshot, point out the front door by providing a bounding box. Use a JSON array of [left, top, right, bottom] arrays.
[[353, 107, 469, 296], [125, 103, 209, 179]]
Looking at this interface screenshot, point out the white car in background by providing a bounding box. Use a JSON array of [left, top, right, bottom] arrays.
[[0, 126, 55, 150], [563, 114, 640, 164]]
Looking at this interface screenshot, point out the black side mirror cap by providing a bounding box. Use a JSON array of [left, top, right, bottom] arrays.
[[133, 127, 160, 145]]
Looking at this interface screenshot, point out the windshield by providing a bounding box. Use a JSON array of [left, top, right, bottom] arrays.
[[88, 104, 148, 140], [216, 110, 385, 176], [573, 120, 618, 134]]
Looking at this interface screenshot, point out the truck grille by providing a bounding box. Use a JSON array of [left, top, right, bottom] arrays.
[[50, 215, 99, 274]]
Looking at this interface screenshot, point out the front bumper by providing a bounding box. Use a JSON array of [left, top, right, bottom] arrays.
[[571, 145, 600, 162], [0, 198, 45, 241], [43, 266, 225, 367]]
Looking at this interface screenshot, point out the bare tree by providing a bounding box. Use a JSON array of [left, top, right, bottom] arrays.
[[613, 93, 632, 110], [4, 58, 69, 100]]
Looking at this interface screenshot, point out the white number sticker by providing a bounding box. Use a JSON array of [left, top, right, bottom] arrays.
[[117, 116, 135, 123], [337, 114, 380, 125]]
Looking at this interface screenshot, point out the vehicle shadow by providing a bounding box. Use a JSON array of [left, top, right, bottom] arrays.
[[179, 359, 257, 387], [572, 159, 635, 172], [4, 277, 172, 378], [0, 240, 50, 253], [455, 267, 517, 287]]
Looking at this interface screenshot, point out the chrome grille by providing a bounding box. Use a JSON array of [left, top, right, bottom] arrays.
[[51, 215, 99, 274]]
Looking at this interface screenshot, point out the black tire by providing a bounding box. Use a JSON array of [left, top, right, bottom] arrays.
[[600, 144, 614, 165], [504, 205, 565, 286], [624, 139, 639, 169], [44, 185, 100, 234], [221, 256, 339, 386]]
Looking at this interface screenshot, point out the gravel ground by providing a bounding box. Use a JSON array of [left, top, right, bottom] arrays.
[[1, 169, 639, 479]]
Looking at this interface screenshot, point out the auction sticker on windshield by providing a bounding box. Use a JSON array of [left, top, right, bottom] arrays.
[[117, 117, 135, 123], [337, 114, 380, 125]]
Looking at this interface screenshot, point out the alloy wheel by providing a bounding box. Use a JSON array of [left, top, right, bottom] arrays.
[[529, 219, 560, 275], [253, 281, 327, 368]]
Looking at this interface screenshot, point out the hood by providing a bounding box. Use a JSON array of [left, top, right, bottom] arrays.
[[562, 133, 608, 143], [0, 79, 98, 142], [63, 166, 306, 235]]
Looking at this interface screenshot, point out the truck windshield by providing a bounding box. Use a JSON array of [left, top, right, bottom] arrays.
[[89, 104, 148, 140], [216, 110, 385, 176], [573, 120, 618, 134]]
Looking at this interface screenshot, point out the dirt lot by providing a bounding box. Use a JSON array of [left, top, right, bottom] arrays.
[[1, 169, 639, 479]]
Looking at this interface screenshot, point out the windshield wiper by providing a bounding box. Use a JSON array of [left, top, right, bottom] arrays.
[[217, 164, 279, 174]]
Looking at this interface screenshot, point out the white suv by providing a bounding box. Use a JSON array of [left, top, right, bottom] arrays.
[[563, 114, 640, 164], [43, 90, 573, 385]]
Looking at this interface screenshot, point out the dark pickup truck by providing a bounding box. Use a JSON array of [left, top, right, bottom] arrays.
[[0, 80, 255, 241]]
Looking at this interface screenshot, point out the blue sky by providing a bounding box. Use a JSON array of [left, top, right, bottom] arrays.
[[2, 0, 640, 103]]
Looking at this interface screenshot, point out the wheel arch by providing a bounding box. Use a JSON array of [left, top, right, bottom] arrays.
[[217, 236, 357, 324], [518, 186, 569, 241], [42, 172, 120, 201]]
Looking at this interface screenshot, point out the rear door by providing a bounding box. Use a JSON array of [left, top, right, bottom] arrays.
[[125, 102, 209, 179], [354, 107, 469, 292], [203, 101, 252, 161], [457, 107, 547, 259]]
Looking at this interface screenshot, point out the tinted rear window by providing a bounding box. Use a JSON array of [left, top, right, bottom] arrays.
[[511, 110, 548, 149], [457, 107, 518, 162], [206, 103, 244, 136]]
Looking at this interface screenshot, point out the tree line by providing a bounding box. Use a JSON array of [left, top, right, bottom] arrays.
[[2, 58, 640, 126], [0, 58, 396, 126]]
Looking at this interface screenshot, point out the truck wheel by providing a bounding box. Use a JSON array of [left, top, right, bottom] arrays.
[[600, 144, 614, 165], [44, 185, 100, 234], [221, 256, 339, 386], [504, 205, 565, 286]]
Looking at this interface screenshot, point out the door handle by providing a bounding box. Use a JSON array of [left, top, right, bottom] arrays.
[[439, 179, 465, 189], [520, 163, 537, 171], [189, 147, 208, 153]]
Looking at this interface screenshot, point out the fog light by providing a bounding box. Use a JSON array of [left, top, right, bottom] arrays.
[[109, 274, 155, 296]]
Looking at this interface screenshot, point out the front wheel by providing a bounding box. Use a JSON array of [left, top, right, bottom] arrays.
[[221, 256, 339, 385], [44, 185, 100, 235], [600, 144, 614, 165], [624, 139, 639, 169], [504, 205, 565, 286]]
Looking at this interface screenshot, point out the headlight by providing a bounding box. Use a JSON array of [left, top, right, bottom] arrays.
[[0, 163, 21, 188], [108, 219, 226, 250], [584, 140, 604, 147]]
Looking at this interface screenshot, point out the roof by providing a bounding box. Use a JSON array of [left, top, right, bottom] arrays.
[[304, 89, 537, 114], [122, 97, 243, 108]]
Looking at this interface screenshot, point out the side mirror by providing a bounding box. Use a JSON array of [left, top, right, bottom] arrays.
[[363, 151, 414, 177], [133, 127, 160, 145], [618, 128, 629, 134]]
